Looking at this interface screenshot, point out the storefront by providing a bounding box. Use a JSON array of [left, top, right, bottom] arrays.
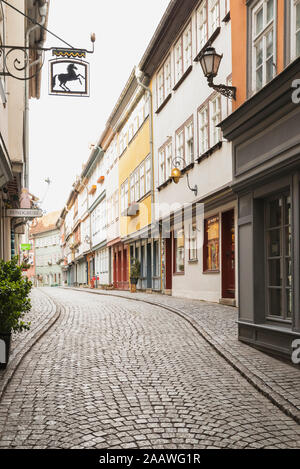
[[128, 235, 161, 292], [111, 240, 129, 291], [220, 57, 300, 359]]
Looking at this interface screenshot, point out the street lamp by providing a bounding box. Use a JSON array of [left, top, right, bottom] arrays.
[[170, 157, 198, 197], [197, 46, 236, 100]]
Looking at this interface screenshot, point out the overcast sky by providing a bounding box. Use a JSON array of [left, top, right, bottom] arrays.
[[29, 0, 170, 213]]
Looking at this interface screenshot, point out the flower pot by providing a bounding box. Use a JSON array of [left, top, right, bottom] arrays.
[[0, 332, 11, 369], [130, 277, 138, 285], [130, 284, 137, 293]]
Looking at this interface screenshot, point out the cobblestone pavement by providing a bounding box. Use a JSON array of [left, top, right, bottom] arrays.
[[0, 288, 58, 393], [67, 287, 300, 420], [0, 287, 299, 449]]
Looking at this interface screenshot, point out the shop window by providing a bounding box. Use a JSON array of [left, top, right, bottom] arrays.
[[265, 193, 292, 321], [189, 224, 198, 261], [174, 228, 185, 273], [203, 216, 220, 271], [291, 0, 300, 61]]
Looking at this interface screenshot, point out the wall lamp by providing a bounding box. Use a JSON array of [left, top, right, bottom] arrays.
[[171, 157, 198, 197], [197, 46, 236, 100]]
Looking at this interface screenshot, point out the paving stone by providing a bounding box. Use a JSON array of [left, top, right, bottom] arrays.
[[0, 287, 299, 449]]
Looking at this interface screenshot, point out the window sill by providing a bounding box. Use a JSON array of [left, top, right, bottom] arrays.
[[173, 65, 193, 91], [194, 27, 221, 63], [197, 141, 222, 163], [173, 271, 185, 276], [222, 11, 230, 23], [188, 259, 198, 264], [203, 270, 220, 274], [181, 162, 194, 175], [156, 93, 172, 114], [157, 178, 172, 191]]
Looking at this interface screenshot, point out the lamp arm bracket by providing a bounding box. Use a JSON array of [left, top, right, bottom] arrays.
[[207, 77, 236, 100], [186, 173, 198, 197]]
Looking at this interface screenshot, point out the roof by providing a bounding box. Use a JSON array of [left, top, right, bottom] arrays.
[[30, 210, 60, 236]]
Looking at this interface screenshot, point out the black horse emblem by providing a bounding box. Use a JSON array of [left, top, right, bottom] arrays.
[[52, 63, 85, 92]]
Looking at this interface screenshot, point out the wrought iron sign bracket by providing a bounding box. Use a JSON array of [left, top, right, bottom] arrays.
[[207, 76, 237, 100], [0, 39, 95, 81]]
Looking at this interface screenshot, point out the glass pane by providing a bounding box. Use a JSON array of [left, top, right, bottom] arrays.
[[296, 3, 300, 29], [267, 0, 274, 23], [266, 58, 273, 83], [267, 229, 281, 257], [268, 288, 282, 317], [284, 195, 291, 225], [268, 198, 282, 227], [256, 40, 263, 66], [286, 259, 292, 287], [256, 66, 263, 90], [285, 226, 292, 257], [256, 8, 263, 34], [297, 32, 300, 57], [286, 289, 293, 319], [266, 30, 273, 57], [268, 259, 281, 286]]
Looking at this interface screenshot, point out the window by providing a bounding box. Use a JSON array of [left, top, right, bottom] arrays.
[[203, 216, 219, 271], [210, 96, 221, 146], [265, 193, 292, 320], [176, 128, 185, 167], [185, 119, 194, 165], [159, 148, 165, 185], [175, 37, 183, 83], [174, 228, 185, 273], [121, 180, 129, 213], [156, 56, 172, 108], [209, 0, 220, 34], [183, 24, 192, 71], [134, 169, 140, 202], [145, 157, 151, 194], [198, 105, 209, 155], [139, 164, 145, 198], [130, 174, 135, 204], [291, 0, 300, 60], [166, 142, 172, 180], [197, 1, 208, 51], [251, 0, 275, 93], [189, 224, 198, 261]]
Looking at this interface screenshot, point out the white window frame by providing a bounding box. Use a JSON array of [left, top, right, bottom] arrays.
[[145, 157, 151, 194], [251, 0, 275, 93], [291, 0, 300, 61], [209, 0, 220, 35], [176, 129, 185, 167], [210, 96, 221, 147], [183, 23, 192, 72], [166, 142, 172, 181], [174, 37, 183, 83], [198, 105, 209, 155], [185, 119, 194, 166], [159, 148, 165, 185], [197, 1, 208, 52]]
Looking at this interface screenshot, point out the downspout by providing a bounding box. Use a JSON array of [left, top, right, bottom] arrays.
[[24, 3, 47, 188]]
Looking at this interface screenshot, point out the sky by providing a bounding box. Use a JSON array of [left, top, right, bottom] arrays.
[[29, 0, 170, 213]]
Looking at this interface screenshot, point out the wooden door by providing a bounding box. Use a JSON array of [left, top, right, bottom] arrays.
[[222, 210, 235, 299]]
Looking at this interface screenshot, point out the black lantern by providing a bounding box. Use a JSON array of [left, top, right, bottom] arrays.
[[197, 46, 236, 100], [199, 47, 223, 80]]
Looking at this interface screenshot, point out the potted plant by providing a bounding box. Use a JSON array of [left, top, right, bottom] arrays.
[[130, 258, 140, 293], [0, 257, 32, 368]]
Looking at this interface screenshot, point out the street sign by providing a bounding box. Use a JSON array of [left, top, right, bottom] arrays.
[[49, 59, 90, 97], [6, 208, 43, 218], [21, 244, 31, 251]]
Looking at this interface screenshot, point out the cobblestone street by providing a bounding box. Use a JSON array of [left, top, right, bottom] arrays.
[[0, 287, 299, 449]]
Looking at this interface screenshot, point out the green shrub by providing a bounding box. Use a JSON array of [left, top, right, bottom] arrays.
[[0, 257, 32, 333], [130, 258, 141, 280]]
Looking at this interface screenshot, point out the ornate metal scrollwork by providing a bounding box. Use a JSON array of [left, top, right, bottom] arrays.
[[0, 46, 45, 80]]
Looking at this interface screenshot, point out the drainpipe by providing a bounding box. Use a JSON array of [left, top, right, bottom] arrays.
[[24, 3, 47, 188]]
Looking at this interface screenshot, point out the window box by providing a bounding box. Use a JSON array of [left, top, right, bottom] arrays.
[[89, 185, 97, 195], [157, 178, 172, 192], [197, 141, 222, 164], [126, 203, 140, 217]]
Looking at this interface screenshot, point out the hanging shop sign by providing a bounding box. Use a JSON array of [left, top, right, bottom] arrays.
[[49, 57, 90, 97], [21, 244, 31, 251], [6, 208, 43, 218]]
